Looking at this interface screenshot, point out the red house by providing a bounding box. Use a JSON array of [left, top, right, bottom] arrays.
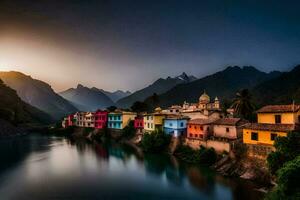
[[94, 110, 108, 129], [134, 116, 144, 129], [67, 114, 74, 127]]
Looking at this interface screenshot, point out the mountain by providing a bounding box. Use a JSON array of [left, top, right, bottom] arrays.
[[116, 72, 197, 108], [59, 84, 115, 111], [252, 65, 300, 105], [0, 71, 78, 120], [92, 88, 131, 102], [144, 66, 282, 108], [0, 79, 52, 125]]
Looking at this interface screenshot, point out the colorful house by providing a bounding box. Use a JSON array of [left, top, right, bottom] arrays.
[[94, 110, 108, 129], [243, 104, 300, 158], [187, 118, 215, 140], [84, 112, 95, 127], [163, 115, 189, 137], [75, 112, 86, 127], [143, 113, 167, 132], [213, 118, 248, 140], [108, 111, 136, 130], [107, 111, 122, 129], [134, 116, 144, 134]]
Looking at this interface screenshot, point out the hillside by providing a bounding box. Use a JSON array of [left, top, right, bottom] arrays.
[[0, 71, 78, 120], [116, 72, 197, 108], [252, 65, 300, 105], [145, 66, 282, 108], [59, 84, 115, 111], [0, 79, 52, 125]]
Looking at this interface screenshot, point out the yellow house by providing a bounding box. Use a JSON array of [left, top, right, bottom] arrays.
[[243, 104, 300, 158], [143, 113, 167, 132], [122, 112, 137, 128]]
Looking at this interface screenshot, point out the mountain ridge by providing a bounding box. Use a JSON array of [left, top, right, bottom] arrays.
[[59, 84, 115, 111], [116, 72, 197, 108], [0, 71, 78, 120]]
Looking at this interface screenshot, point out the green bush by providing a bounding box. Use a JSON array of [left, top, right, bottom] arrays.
[[122, 121, 136, 139], [266, 156, 300, 200], [267, 131, 300, 174], [141, 129, 171, 153]]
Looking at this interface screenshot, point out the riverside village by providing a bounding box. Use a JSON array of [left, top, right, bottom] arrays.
[[61, 90, 300, 193]]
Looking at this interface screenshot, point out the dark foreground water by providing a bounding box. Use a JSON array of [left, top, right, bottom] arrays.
[[0, 134, 263, 200]]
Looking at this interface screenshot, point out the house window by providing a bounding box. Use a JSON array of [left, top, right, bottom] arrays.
[[190, 134, 193, 137], [194, 126, 197, 129], [275, 115, 281, 124], [195, 134, 198, 137], [169, 123, 173, 127], [200, 126, 203, 131], [189, 125, 192, 128], [180, 122, 184, 127], [271, 133, 277, 141], [151, 123, 153, 128], [147, 123, 150, 128], [251, 132, 258, 141], [207, 127, 209, 131], [226, 127, 229, 132]]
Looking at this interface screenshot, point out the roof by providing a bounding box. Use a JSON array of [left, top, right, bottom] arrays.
[[257, 105, 300, 113], [165, 114, 190, 120], [243, 123, 297, 132], [213, 118, 248, 126], [188, 118, 216, 125]]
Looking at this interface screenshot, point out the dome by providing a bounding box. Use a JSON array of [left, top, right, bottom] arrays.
[[154, 107, 162, 112], [199, 91, 210, 103]]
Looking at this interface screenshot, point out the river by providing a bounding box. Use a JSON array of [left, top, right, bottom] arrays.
[[0, 134, 264, 200]]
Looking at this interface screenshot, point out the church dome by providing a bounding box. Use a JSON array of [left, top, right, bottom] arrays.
[[199, 91, 210, 103], [154, 107, 162, 112]]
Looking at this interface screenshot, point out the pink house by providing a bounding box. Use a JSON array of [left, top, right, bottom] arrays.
[[134, 116, 144, 129], [67, 114, 74, 127], [94, 110, 108, 129]]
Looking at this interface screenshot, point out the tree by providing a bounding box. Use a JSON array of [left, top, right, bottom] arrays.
[[141, 129, 171, 153], [266, 155, 300, 199], [122, 121, 136, 139], [231, 89, 255, 120], [267, 131, 300, 174], [131, 101, 148, 113], [106, 106, 117, 112]]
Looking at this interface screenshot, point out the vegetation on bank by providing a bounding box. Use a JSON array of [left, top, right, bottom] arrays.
[[266, 131, 300, 199], [141, 129, 171, 153], [122, 121, 136, 139], [174, 145, 217, 165]]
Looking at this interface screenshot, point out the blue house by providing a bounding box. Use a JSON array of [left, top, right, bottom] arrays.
[[163, 115, 189, 137], [107, 112, 123, 129]]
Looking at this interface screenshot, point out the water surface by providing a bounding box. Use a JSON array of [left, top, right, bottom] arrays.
[[0, 134, 263, 200]]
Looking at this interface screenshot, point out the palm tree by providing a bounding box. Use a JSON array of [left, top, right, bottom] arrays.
[[231, 89, 255, 120]]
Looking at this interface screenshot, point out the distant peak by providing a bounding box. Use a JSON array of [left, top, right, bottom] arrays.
[[77, 84, 85, 89]]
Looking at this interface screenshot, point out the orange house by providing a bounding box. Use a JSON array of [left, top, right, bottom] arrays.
[[187, 119, 216, 140]]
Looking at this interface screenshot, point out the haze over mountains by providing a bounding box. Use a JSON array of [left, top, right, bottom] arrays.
[[59, 84, 115, 111], [0, 71, 78, 120], [116, 72, 197, 108], [92, 88, 131, 103]]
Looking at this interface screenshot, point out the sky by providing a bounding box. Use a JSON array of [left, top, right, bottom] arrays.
[[0, 0, 300, 92]]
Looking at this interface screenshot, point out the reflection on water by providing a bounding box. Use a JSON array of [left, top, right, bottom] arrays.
[[0, 134, 263, 200]]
